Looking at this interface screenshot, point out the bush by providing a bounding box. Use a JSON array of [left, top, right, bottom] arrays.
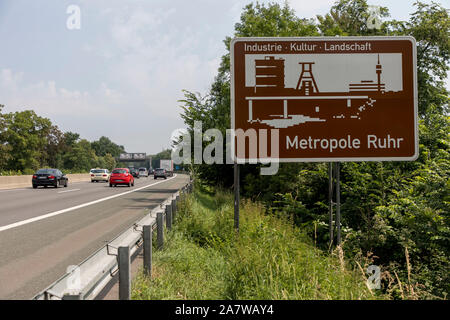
[[132, 186, 377, 300]]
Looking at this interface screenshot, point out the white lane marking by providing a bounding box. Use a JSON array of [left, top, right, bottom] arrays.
[[57, 188, 80, 194], [0, 175, 178, 232], [0, 188, 28, 193], [0, 180, 101, 192]]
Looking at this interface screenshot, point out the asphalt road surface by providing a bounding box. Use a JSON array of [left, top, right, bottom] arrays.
[[0, 173, 189, 299]]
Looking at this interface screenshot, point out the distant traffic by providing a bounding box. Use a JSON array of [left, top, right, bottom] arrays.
[[31, 159, 175, 189]]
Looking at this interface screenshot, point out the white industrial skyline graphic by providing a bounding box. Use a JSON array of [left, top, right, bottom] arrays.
[[244, 53, 403, 129]]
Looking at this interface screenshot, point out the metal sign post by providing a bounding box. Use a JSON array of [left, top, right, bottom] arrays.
[[335, 162, 341, 246], [328, 162, 341, 247], [328, 162, 334, 247], [234, 163, 240, 232]]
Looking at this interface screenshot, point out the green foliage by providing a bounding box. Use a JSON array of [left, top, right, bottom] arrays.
[[152, 149, 172, 161], [388, 2, 449, 117], [63, 131, 80, 148], [63, 139, 97, 171], [2, 110, 52, 171], [44, 125, 65, 169], [101, 153, 117, 171], [234, 2, 318, 37], [0, 104, 12, 169], [132, 187, 376, 300], [91, 136, 124, 157], [317, 0, 390, 36], [0, 107, 123, 174], [176, 0, 450, 299], [178, 2, 319, 188]]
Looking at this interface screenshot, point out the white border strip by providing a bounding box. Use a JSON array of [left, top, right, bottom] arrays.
[[230, 36, 418, 163], [0, 175, 178, 232]]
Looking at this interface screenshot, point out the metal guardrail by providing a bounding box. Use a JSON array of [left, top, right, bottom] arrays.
[[32, 181, 193, 300]]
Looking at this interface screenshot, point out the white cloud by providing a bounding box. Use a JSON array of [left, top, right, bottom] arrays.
[[0, 69, 123, 117], [288, 0, 335, 18], [84, 3, 222, 120]]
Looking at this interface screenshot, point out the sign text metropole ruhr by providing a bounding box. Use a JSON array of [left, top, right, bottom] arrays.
[[230, 37, 418, 162]]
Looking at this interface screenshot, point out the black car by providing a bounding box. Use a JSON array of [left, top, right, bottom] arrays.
[[154, 168, 167, 179], [32, 168, 68, 189], [129, 168, 139, 178]]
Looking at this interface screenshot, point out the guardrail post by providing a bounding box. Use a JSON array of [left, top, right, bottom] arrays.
[[176, 196, 180, 217], [157, 211, 164, 249], [171, 199, 177, 222], [166, 204, 172, 230], [118, 246, 131, 300], [143, 225, 152, 277]]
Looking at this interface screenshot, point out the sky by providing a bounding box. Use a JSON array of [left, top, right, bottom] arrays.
[[0, 0, 448, 154]]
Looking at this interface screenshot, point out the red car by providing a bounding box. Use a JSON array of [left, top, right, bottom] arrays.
[[109, 168, 134, 187]]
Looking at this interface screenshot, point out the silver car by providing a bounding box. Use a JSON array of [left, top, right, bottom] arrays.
[[138, 167, 148, 177], [90, 168, 110, 182]]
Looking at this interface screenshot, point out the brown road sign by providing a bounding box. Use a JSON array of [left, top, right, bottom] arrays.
[[230, 37, 418, 162]]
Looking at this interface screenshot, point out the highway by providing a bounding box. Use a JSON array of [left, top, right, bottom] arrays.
[[0, 173, 189, 299]]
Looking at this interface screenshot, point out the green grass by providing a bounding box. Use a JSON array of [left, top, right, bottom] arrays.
[[132, 184, 378, 300]]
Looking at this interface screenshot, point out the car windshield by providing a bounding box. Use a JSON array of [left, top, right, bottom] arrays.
[[139, 168, 146, 171], [112, 169, 127, 174], [36, 169, 56, 174], [155, 169, 164, 173], [92, 169, 105, 173]]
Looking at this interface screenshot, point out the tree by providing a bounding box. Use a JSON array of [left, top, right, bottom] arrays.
[[45, 125, 65, 168], [0, 105, 12, 171], [63, 139, 98, 171], [317, 0, 389, 36], [91, 136, 125, 157], [389, 1, 449, 117], [63, 131, 80, 148], [0, 107, 123, 173], [179, 2, 321, 187], [234, 2, 318, 37], [101, 153, 117, 170], [2, 110, 52, 171]]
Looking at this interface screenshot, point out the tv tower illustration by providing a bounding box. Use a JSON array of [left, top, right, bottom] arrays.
[[376, 54, 382, 92]]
